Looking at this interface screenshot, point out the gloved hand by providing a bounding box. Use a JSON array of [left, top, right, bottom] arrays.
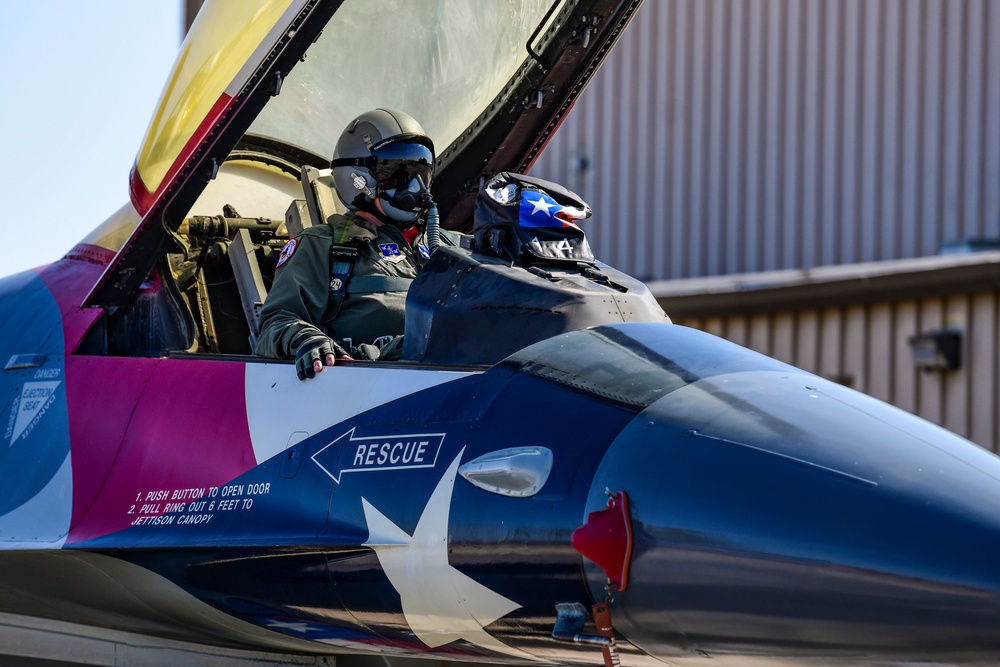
[[291, 332, 349, 381]]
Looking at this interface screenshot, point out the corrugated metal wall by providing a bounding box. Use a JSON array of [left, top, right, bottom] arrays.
[[674, 289, 1000, 452], [532, 0, 1000, 281]]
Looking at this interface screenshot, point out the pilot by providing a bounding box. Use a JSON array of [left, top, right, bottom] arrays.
[[256, 108, 455, 380]]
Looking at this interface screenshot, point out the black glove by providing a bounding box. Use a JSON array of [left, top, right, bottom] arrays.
[[292, 332, 348, 381], [355, 343, 380, 361]]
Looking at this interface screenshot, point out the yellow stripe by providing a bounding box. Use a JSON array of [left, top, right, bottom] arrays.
[[134, 0, 297, 196]]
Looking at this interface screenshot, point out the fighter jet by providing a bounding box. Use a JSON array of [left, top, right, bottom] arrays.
[[2, 1, 1000, 666]]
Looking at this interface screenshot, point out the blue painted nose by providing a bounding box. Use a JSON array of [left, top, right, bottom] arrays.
[[582, 324, 1000, 663]]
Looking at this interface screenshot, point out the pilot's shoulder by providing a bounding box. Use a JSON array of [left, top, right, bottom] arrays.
[[282, 225, 334, 259], [326, 212, 378, 244], [297, 224, 335, 240]]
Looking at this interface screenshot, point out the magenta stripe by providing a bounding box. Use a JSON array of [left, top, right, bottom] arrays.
[[66, 357, 255, 544]]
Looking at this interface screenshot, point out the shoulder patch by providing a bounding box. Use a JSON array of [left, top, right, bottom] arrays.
[[276, 239, 297, 268], [378, 243, 406, 264]]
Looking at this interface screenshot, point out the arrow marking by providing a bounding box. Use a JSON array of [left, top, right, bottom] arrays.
[[9, 381, 60, 444], [311, 427, 445, 483]]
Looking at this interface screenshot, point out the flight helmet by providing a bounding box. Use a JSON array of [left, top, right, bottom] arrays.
[[330, 108, 435, 226]]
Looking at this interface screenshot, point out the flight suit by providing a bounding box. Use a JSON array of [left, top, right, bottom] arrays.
[[256, 211, 449, 359]]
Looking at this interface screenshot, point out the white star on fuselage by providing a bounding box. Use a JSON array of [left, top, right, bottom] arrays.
[[362, 450, 533, 659], [528, 195, 556, 216]]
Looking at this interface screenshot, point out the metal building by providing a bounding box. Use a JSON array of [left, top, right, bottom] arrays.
[[533, 0, 1000, 281], [531, 0, 1000, 450]]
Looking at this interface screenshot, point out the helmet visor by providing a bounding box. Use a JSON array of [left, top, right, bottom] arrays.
[[370, 139, 434, 190]]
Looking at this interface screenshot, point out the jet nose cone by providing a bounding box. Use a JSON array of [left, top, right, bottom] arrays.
[[582, 326, 1000, 663]]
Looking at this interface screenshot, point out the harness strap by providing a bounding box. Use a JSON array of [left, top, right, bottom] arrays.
[[329, 245, 357, 296], [346, 276, 413, 294], [325, 244, 359, 326]]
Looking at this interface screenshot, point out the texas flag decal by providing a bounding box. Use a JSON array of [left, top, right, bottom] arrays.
[[518, 191, 588, 229]]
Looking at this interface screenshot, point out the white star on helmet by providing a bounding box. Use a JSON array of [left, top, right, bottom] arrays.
[[528, 194, 556, 216]]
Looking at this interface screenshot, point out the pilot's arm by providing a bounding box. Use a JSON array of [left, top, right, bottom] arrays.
[[256, 227, 349, 379]]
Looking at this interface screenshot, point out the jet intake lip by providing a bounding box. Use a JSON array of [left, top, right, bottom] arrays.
[[571, 491, 633, 592]]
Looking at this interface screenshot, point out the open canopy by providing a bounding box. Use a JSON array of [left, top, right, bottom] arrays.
[[90, 0, 643, 308]]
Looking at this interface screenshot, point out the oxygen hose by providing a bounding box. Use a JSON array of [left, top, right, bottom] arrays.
[[425, 200, 441, 253], [414, 175, 440, 254]]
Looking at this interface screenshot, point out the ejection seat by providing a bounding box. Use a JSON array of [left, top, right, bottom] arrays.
[[226, 165, 334, 352]]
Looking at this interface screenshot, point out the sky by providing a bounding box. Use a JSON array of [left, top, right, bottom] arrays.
[[0, 3, 184, 276]]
